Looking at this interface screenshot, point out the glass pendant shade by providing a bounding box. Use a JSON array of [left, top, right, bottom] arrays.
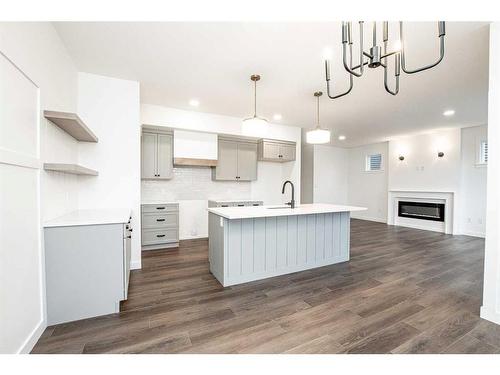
[[242, 116, 268, 137], [306, 91, 331, 144], [306, 127, 331, 144]]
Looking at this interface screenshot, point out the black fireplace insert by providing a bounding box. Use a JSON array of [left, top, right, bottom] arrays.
[[398, 201, 445, 222]]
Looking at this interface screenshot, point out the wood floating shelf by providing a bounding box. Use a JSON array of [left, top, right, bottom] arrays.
[[44, 110, 98, 143], [44, 163, 99, 176]]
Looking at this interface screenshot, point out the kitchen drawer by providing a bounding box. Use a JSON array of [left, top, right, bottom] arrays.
[[141, 203, 179, 213], [142, 228, 179, 245], [142, 212, 178, 228], [218, 202, 235, 207]]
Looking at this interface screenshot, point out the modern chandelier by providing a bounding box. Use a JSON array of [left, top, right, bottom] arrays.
[[325, 21, 446, 99], [306, 91, 331, 144], [242, 74, 268, 135]]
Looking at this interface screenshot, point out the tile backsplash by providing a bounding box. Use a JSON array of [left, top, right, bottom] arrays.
[[141, 166, 251, 201]]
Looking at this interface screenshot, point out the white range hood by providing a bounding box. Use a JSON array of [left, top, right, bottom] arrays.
[[173, 130, 218, 167]]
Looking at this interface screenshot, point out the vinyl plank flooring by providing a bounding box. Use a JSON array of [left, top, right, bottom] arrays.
[[32, 219, 491, 354]]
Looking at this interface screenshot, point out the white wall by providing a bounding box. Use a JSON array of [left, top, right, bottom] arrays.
[[313, 145, 348, 205], [77, 73, 142, 268], [461, 125, 488, 237], [388, 129, 462, 192], [388, 128, 464, 235], [0, 22, 79, 353], [141, 104, 302, 240], [348, 142, 389, 222], [482, 22, 500, 325]]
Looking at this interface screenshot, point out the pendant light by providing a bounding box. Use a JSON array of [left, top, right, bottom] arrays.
[[242, 74, 268, 136], [306, 91, 331, 144]]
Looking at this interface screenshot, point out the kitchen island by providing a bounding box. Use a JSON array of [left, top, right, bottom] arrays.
[[207, 203, 366, 286]]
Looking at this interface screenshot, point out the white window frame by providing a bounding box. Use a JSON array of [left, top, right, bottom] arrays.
[[476, 138, 488, 167], [365, 153, 383, 172]]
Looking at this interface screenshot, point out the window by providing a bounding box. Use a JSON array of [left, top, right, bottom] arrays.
[[366, 153, 382, 171], [479, 140, 488, 164]]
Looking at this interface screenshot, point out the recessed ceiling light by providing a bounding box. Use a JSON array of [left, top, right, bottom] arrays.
[[443, 109, 455, 117], [189, 99, 200, 107], [338, 135, 346, 141], [273, 114, 282, 121]]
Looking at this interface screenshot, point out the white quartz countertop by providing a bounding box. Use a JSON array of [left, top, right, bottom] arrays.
[[141, 201, 179, 205], [44, 208, 132, 228], [207, 203, 366, 220], [208, 199, 262, 203]]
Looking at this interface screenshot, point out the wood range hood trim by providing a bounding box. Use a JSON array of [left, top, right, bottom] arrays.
[[173, 157, 218, 167]]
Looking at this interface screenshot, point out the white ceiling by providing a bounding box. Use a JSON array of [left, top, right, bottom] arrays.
[[54, 22, 490, 147]]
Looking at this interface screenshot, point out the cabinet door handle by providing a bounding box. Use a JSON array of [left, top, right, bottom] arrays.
[[156, 218, 165, 222], [156, 234, 165, 238], [237, 204, 244, 207], [126, 235, 131, 239], [156, 207, 166, 210]]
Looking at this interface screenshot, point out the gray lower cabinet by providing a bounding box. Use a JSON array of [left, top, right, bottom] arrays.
[[258, 139, 296, 162], [212, 137, 257, 181], [141, 203, 179, 250], [141, 130, 173, 180], [44, 220, 132, 325]]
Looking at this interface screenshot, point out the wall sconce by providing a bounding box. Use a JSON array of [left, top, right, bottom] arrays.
[[437, 151, 444, 158], [398, 155, 405, 161]]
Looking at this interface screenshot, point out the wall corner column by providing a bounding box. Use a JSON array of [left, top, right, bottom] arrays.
[[481, 22, 500, 325]]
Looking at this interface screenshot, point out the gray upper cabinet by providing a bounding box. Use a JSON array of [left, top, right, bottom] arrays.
[[236, 141, 258, 180], [258, 139, 296, 162], [141, 130, 173, 180], [213, 138, 257, 181], [215, 139, 238, 181]]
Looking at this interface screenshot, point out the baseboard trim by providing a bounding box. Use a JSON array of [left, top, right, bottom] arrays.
[[460, 231, 486, 238], [130, 260, 141, 270], [350, 215, 386, 223], [480, 306, 500, 325], [18, 318, 46, 354]]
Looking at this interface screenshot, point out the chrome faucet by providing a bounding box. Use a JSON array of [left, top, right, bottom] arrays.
[[282, 180, 295, 208]]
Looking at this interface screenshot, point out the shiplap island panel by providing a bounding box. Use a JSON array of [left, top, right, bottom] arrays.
[[207, 204, 366, 286]]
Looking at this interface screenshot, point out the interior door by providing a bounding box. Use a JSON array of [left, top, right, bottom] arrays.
[[215, 139, 238, 180], [0, 51, 41, 353], [237, 142, 258, 181], [141, 132, 157, 179], [157, 133, 173, 179]]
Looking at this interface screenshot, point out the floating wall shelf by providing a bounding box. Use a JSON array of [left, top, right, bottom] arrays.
[[44, 163, 99, 176], [44, 110, 98, 142]]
